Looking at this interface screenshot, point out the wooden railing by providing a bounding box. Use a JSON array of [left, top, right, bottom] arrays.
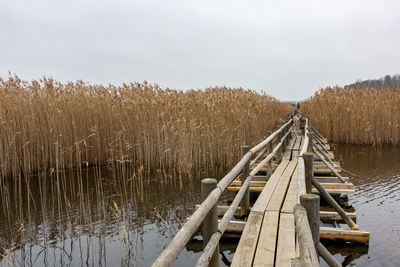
[[152, 116, 294, 267], [295, 118, 345, 267]]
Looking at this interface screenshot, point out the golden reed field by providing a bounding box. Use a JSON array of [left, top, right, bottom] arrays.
[[301, 86, 400, 145], [0, 75, 293, 180]]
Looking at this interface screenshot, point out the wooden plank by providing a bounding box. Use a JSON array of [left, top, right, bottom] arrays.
[[227, 186, 264, 192], [315, 176, 349, 183], [320, 211, 357, 223], [292, 136, 302, 151], [314, 182, 354, 190], [320, 227, 370, 243], [230, 180, 266, 187], [231, 212, 264, 267], [312, 188, 355, 194], [275, 213, 296, 267], [313, 165, 342, 173], [252, 211, 280, 267], [281, 167, 298, 213], [313, 161, 341, 167], [228, 185, 355, 194], [251, 159, 290, 213], [266, 161, 297, 211]]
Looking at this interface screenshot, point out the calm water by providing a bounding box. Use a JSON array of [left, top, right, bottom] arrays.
[[321, 145, 400, 267], [0, 145, 399, 266]]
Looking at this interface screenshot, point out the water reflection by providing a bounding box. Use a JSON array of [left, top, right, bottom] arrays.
[[2, 145, 399, 266], [0, 166, 204, 266], [322, 144, 400, 267]]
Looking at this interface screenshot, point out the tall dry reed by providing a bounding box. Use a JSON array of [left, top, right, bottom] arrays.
[[0, 75, 292, 179], [301, 86, 400, 145]]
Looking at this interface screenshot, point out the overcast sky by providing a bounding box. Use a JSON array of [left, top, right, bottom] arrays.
[[1, 0, 400, 101]]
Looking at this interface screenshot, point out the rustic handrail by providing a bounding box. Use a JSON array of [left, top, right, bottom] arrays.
[[195, 127, 293, 267], [293, 204, 319, 267], [313, 147, 346, 183], [151, 119, 293, 267]]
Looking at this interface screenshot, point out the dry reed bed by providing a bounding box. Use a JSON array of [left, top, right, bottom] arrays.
[[0, 75, 293, 179], [301, 87, 400, 145]]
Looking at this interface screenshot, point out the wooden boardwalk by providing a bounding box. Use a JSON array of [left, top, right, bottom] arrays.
[[152, 112, 369, 267], [231, 127, 302, 266]]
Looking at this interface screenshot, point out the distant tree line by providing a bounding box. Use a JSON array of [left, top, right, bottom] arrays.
[[345, 74, 400, 89]]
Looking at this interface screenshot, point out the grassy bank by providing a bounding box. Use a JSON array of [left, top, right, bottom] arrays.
[[0, 75, 293, 180], [301, 87, 400, 145]]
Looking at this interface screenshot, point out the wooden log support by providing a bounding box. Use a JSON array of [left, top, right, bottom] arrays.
[[293, 204, 319, 267], [201, 178, 219, 267], [300, 194, 320, 252], [320, 227, 369, 243], [317, 242, 342, 267], [241, 146, 250, 216], [312, 177, 359, 230], [303, 152, 314, 194]]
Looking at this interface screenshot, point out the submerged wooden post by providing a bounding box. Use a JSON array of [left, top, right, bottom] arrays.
[[303, 152, 314, 194], [201, 178, 219, 267], [266, 131, 273, 178], [300, 194, 320, 252], [241, 146, 250, 216]]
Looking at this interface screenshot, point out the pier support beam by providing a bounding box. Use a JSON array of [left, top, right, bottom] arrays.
[[201, 178, 219, 267]]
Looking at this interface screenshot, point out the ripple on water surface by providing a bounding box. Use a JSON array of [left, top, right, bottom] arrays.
[[322, 145, 400, 267]]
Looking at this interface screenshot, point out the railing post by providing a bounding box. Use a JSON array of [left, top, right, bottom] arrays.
[[201, 178, 219, 267], [303, 152, 314, 194], [307, 131, 313, 153], [241, 146, 250, 216], [266, 131, 273, 179], [300, 194, 320, 253], [276, 125, 282, 163]]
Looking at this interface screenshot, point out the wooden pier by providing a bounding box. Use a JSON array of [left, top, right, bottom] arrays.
[[152, 111, 369, 267]]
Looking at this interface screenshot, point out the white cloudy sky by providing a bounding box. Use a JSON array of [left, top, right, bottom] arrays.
[[1, 0, 400, 100]]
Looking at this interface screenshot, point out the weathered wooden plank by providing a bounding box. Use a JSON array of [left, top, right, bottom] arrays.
[[314, 182, 354, 190], [313, 166, 342, 173], [320, 210, 357, 223], [198, 206, 357, 224], [276, 213, 296, 267], [252, 211, 280, 267], [266, 161, 297, 211], [320, 227, 370, 243], [311, 188, 355, 194], [230, 180, 266, 187], [313, 161, 341, 167], [231, 212, 264, 267], [281, 167, 298, 213], [251, 159, 291, 213], [314, 176, 349, 183]]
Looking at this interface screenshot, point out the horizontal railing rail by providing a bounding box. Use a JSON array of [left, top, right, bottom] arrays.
[[152, 118, 293, 267]]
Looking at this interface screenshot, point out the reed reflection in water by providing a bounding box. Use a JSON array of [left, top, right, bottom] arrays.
[[0, 164, 207, 266]]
